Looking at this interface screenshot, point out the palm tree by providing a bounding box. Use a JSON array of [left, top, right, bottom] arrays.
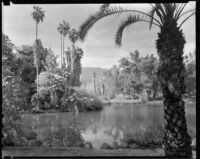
[[57, 23, 64, 68], [78, 3, 195, 157], [62, 20, 71, 69], [69, 29, 79, 73], [92, 72, 97, 94], [31, 6, 45, 93], [31, 6, 45, 40]]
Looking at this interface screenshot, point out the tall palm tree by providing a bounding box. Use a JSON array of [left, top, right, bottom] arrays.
[[31, 6, 45, 93], [57, 23, 64, 68], [78, 3, 195, 157], [62, 20, 71, 68], [31, 6, 45, 40]]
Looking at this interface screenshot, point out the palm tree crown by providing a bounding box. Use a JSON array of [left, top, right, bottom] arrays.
[[31, 6, 45, 24], [69, 29, 79, 44], [62, 20, 71, 37], [79, 3, 195, 46], [31, 6, 45, 40]]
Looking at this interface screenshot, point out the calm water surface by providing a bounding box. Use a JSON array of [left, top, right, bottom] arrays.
[[21, 102, 196, 148]]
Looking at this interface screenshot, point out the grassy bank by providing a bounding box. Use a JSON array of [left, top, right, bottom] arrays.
[[2, 147, 196, 158], [102, 98, 195, 105], [2, 147, 164, 157]]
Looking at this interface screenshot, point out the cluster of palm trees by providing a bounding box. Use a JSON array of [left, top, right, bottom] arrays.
[[31, 6, 81, 92], [57, 20, 70, 68], [78, 3, 195, 157]]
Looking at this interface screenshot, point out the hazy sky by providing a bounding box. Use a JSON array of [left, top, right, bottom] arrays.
[[3, 3, 196, 68]]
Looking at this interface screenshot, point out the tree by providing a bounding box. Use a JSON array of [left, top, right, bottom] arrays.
[[92, 72, 97, 94], [73, 47, 84, 86], [58, 21, 71, 68], [62, 20, 71, 68], [31, 6, 45, 93], [33, 39, 44, 93], [31, 6, 45, 40], [44, 48, 59, 73], [117, 51, 144, 98], [78, 3, 195, 157], [184, 50, 196, 96], [68, 29, 79, 86], [2, 34, 30, 146], [69, 29, 79, 72], [57, 23, 64, 68], [140, 54, 160, 99]]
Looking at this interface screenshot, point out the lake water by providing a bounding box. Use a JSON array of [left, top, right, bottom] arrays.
[[21, 102, 196, 148]]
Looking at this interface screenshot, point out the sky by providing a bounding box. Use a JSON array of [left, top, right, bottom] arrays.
[[2, 2, 196, 68]]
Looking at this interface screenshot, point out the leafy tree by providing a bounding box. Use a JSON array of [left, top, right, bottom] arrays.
[[16, 46, 37, 105], [184, 50, 196, 96], [78, 3, 195, 157], [2, 34, 29, 146], [44, 48, 60, 73], [140, 54, 160, 99], [118, 51, 144, 98]]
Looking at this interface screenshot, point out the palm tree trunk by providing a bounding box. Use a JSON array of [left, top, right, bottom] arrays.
[[36, 22, 38, 40], [93, 76, 96, 94], [63, 37, 65, 68], [36, 67, 39, 100], [156, 22, 192, 157], [70, 44, 75, 86], [60, 34, 63, 68], [71, 43, 75, 72]]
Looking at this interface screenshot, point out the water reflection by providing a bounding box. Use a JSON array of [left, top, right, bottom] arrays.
[[21, 102, 196, 148]]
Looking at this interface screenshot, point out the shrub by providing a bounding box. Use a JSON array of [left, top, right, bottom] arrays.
[[41, 121, 84, 147]]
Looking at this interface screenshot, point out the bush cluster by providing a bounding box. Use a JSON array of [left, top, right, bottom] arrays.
[[30, 72, 103, 113]]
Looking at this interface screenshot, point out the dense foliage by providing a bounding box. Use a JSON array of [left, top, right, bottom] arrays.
[[101, 50, 195, 100], [31, 71, 103, 112], [101, 51, 161, 100], [2, 34, 30, 146]]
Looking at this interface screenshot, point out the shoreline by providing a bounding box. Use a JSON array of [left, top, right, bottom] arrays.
[[2, 147, 196, 158], [102, 98, 195, 105], [2, 147, 164, 157], [18, 99, 195, 115]]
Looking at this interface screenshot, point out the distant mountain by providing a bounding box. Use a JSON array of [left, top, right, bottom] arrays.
[[80, 67, 108, 83]]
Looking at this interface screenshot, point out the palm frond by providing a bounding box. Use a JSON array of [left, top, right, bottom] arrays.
[[79, 6, 161, 41], [115, 14, 159, 47], [99, 3, 110, 11], [115, 15, 140, 47], [154, 3, 165, 25], [175, 3, 187, 21], [179, 11, 195, 28], [148, 5, 157, 30], [149, 3, 155, 8], [179, 9, 196, 19]]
